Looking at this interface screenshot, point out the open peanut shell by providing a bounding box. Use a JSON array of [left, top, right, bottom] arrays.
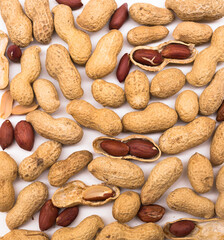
[[52, 180, 120, 208], [130, 40, 198, 72], [163, 218, 224, 240], [93, 134, 161, 163]]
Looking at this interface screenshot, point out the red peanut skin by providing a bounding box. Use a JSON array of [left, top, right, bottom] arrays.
[[169, 220, 196, 237], [7, 45, 22, 63], [109, 3, 128, 30], [56, 0, 83, 10], [133, 49, 164, 66], [0, 120, 14, 150], [56, 207, 79, 227], [116, 53, 132, 82]]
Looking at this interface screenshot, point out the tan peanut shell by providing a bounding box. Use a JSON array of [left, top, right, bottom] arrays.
[[52, 180, 120, 208], [0, 152, 17, 212], [76, 0, 117, 32], [1, 230, 49, 240], [199, 68, 224, 116], [129, 3, 174, 26], [130, 41, 197, 72], [6, 182, 48, 229], [164, 218, 224, 240], [96, 221, 164, 240], [10, 46, 41, 106], [92, 79, 125, 108], [93, 135, 161, 163], [0, 0, 33, 47], [88, 157, 145, 189], [122, 102, 178, 134], [26, 110, 83, 145], [33, 79, 60, 113], [216, 166, 224, 219], [125, 70, 150, 109], [86, 30, 123, 79], [0, 31, 9, 90], [48, 150, 93, 187], [127, 26, 169, 46], [166, 187, 215, 219], [187, 26, 224, 87], [19, 141, 62, 181], [173, 22, 213, 45], [150, 68, 185, 99], [112, 191, 141, 223], [51, 215, 104, 240], [52, 4, 92, 65], [67, 99, 122, 137], [175, 90, 199, 122], [46, 44, 83, 100], [188, 153, 214, 194], [141, 157, 183, 205], [159, 117, 216, 154], [165, 0, 224, 21], [24, 0, 54, 44], [210, 122, 224, 166]]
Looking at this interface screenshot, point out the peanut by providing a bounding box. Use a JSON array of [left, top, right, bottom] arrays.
[[11, 102, 38, 115], [0, 0, 33, 47], [67, 99, 122, 136], [150, 68, 185, 99], [125, 70, 150, 109], [86, 30, 123, 79], [0, 31, 9, 89], [46, 44, 83, 100], [215, 166, 224, 219], [188, 153, 214, 194], [7, 45, 22, 63], [52, 4, 92, 65], [1, 230, 49, 240], [26, 110, 83, 145], [48, 150, 93, 187], [0, 91, 13, 119], [173, 22, 213, 45], [91, 79, 125, 108], [0, 152, 17, 212], [210, 122, 224, 166], [166, 187, 215, 218], [159, 117, 216, 154], [217, 101, 224, 121], [19, 141, 62, 181], [88, 157, 145, 189], [175, 90, 199, 122], [165, 0, 224, 21], [122, 102, 178, 134], [52, 215, 104, 240], [130, 41, 197, 72], [56, 206, 79, 227], [199, 68, 224, 116], [116, 53, 132, 83], [127, 26, 169, 46], [164, 218, 224, 240], [55, 0, 83, 10], [24, 0, 54, 44], [141, 157, 183, 205], [0, 120, 14, 150], [93, 135, 161, 163], [187, 26, 224, 87], [129, 3, 174, 25], [112, 191, 141, 223], [10, 46, 41, 106], [52, 180, 120, 208], [77, 0, 117, 32], [96, 221, 164, 240], [137, 205, 165, 223], [6, 182, 48, 229], [33, 79, 60, 113], [109, 3, 128, 30]]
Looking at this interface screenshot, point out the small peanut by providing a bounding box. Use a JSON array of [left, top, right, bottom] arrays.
[[109, 3, 128, 30], [91, 79, 125, 108], [116, 53, 132, 83], [125, 70, 150, 110]]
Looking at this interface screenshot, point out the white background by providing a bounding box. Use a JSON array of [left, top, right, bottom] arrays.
[[0, 0, 224, 238]]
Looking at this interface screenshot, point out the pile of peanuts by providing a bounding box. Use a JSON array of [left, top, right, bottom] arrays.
[[0, 0, 224, 239]]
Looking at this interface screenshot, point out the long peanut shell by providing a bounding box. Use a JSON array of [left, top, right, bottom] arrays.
[[88, 157, 145, 189], [159, 117, 216, 154], [1, 230, 49, 240]]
